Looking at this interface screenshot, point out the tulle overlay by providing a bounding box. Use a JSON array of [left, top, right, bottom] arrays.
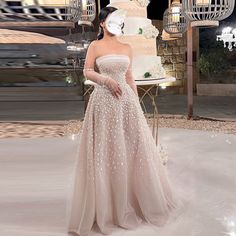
[[67, 55, 183, 236]]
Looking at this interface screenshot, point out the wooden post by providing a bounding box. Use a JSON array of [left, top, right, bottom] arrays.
[[187, 25, 193, 119]]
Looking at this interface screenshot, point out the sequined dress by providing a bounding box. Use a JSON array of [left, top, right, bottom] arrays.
[[67, 54, 182, 236]]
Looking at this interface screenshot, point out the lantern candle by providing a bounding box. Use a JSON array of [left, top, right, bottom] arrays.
[[172, 6, 180, 23], [82, 0, 87, 11], [196, 0, 211, 6]]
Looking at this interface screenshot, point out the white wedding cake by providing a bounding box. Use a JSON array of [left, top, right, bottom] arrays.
[[107, 0, 166, 80]]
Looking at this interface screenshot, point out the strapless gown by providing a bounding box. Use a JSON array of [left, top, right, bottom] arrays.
[[67, 54, 183, 236]]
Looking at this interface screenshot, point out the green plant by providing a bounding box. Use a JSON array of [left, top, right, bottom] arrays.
[[138, 28, 143, 35], [144, 72, 152, 78], [198, 49, 230, 78]]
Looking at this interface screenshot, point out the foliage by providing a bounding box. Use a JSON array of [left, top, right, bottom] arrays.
[[198, 48, 230, 77], [144, 72, 152, 78]]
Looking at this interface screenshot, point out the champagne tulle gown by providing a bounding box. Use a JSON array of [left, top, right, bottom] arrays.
[[67, 54, 183, 236]]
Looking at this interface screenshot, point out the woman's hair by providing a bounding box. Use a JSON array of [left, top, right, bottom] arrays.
[[97, 6, 118, 40]]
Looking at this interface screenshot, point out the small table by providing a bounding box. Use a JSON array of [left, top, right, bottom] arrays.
[[84, 77, 176, 145]]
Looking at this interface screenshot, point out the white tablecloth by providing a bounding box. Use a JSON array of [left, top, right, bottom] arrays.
[[84, 76, 176, 86]]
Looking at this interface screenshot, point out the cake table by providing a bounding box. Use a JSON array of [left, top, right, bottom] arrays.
[[83, 76, 176, 144]]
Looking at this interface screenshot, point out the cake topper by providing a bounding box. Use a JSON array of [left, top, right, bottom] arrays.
[[105, 9, 127, 36]]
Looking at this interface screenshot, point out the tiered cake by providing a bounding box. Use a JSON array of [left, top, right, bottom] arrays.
[[107, 0, 166, 80]]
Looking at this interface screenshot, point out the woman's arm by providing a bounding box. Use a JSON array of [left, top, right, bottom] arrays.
[[125, 45, 138, 96], [83, 41, 122, 98], [83, 41, 109, 86]]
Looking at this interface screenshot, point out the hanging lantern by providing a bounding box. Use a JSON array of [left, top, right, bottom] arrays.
[[78, 0, 96, 26], [161, 29, 179, 41], [163, 0, 188, 37], [0, 0, 82, 23], [183, 0, 235, 27]]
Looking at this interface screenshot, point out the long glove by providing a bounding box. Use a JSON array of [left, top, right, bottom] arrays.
[[83, 41, 122, 98], [83, 68, 123, 99], [83, 67, 118, 92]]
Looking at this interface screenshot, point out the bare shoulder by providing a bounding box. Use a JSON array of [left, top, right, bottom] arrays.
[[121, 42, 131, 50], [88, 39, 99, 48], [87, 40, 101, 56], [122, 43, 132, 56]]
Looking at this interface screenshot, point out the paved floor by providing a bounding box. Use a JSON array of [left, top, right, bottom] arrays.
[[0, 95, 235, 121], [157, 95, 236, 121], [0, 128, 235, 236]]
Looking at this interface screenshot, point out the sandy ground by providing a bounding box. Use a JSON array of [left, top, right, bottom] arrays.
[[0, 115, 235, 138]]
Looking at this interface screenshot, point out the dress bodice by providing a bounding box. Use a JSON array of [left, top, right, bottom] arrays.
[[96, 54, 130, 84]]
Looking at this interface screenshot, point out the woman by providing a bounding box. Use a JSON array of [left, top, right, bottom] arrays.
[[68, 6, 183, 236]]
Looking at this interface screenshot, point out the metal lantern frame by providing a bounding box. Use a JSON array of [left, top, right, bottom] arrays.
[[67, 0, 83, 22], [78, 0, 96, 26], [163, 0, 188, 37], [182, 0, 235, 27], [66, 0, 96, 53], [0, 0, 82, 23]]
